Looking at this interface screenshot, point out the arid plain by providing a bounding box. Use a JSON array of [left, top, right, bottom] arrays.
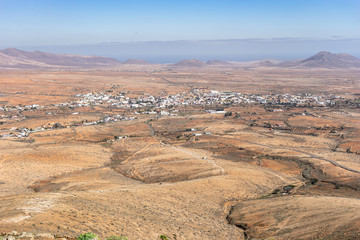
[[1, 63, 360, 240]]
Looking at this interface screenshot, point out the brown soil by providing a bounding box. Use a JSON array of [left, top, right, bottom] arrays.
[[0, 69, 359, 239]]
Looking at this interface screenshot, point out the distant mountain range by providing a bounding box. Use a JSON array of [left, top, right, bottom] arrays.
[[172, 52, 360, 69], [172, 59, 231, 67], [172, 59, 206, 67], [0, 48, 360, 69], [0, 48, 121, 68]]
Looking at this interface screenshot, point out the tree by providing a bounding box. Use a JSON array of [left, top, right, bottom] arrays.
[[224, 111, 232, 117]]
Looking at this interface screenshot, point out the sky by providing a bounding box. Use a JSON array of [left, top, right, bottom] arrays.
[[0, 0, 359, 61]]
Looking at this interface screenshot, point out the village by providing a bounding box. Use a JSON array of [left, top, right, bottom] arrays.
[[72, 88, 344, 109], [0, 88, 350, 139]]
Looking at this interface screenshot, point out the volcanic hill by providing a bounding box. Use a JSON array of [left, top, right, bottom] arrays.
[[206, 60, 231, 65], [280, 51, 360, 68]]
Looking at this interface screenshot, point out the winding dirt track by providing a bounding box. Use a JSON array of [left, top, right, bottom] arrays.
[[169, 144, 225, 175]]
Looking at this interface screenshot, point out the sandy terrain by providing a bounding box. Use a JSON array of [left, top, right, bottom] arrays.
[[228, 195, 360, 239], [0, 68, 359, 239]]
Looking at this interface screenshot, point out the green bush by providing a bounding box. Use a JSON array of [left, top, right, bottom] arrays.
[[159, 235, 169, 240], [310, 178, 318, 185], [107, 236, 128, 240], [224, 111, 232, 117], [76, 232, 98, 240]]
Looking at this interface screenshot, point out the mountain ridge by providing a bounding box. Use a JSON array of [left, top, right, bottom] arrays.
[[0, 48, 121, 69]]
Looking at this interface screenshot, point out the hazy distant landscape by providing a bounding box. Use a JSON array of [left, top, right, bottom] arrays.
[[6, 38, 360, 63], [1, 48, 360, 70]]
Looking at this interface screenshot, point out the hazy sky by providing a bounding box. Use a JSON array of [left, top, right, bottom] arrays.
[[0, 0, 359, 61]]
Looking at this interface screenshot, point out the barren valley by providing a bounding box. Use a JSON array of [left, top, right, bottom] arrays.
[[1, 53, 360, 239]]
